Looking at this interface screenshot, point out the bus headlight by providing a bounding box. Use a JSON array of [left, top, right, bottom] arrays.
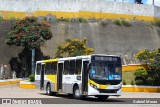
[[118, 86, 122, 90], [90, 83, 98, 90], [90, 84, 93, 87]]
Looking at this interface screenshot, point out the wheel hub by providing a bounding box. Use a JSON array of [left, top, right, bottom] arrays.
[[75, 89, 80, 97], [47, 86, 50, 94]]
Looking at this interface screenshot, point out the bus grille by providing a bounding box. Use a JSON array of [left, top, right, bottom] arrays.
[[98, 89, 118, 93]]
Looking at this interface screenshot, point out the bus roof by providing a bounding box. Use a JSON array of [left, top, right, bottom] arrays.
[[92, 54, 120, 57], [58, 55, 90, 61], [58, 54, 120, 61], [36, 54, 120, 63]]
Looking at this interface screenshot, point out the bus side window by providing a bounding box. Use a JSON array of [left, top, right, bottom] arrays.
[[51, 62, 57, 75], [75, 60, 82, 75], [36, 63, 41, 75], [64, 60, 69, 75], [69, 60, 75, 75], [45, 62, 51, 75]]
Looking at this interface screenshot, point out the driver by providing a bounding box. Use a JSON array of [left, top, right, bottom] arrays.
[[90, 66, 96, 78], [104, 67, 109, 79]]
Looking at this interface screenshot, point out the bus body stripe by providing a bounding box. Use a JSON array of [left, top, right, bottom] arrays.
[[46, 75, 57, 91], [43, 59, 58, 63], [88, 80, 108, 89], [99, 85, 108, 89]]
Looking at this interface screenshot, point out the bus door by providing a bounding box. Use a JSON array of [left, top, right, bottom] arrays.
[[57, 62, 63, 91], [82, 60, 89, 94], [40, 63, 45, 90]]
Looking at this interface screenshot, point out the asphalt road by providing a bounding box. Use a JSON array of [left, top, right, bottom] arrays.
[[0, 86, 160, 106]]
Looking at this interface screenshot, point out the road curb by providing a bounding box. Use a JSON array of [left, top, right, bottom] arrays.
[[19, 81, 160, 92], [122, 85, 160, 92], [0, 79, 22, 85], [19, 81, 36, 89]]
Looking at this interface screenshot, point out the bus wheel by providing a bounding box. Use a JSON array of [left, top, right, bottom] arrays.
[[46, 84, 52, 95], [97, 95, 109, 101], [73, 86, 81, 99]]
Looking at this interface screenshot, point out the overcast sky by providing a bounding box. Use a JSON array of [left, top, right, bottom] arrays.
[[106, 0, 160, 6]]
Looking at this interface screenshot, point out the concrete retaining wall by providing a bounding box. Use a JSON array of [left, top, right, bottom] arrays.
[[0, 0, 159, 21], [0, 21, 160, 78], [41, 22, 160, 59]]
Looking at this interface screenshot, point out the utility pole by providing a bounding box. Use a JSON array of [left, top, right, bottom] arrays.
[[153, 0, 154, 5], [31, 48, 35, 74]]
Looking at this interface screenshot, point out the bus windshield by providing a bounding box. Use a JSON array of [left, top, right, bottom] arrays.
[[89, 61, 121, 81]]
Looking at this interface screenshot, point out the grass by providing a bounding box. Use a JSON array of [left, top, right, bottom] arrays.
[[155, 20, 160, 27], [58, 17, 71, 22], [9, 17, 19, 21], [100, 19, 108, 26], [113, 19, 122, 26], [78, 17, 88, 23], [0, 15, 3, 21], [0, 15, 4, 24], [122, 71, 136, 85], [113, 19, 132, 27], [121, 19, 132, 27], [58, 17, 89, 22]]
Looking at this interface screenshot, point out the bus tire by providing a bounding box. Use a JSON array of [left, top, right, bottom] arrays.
[[46, 83, 52, 96], [73, 86, 81, 99], [97, 95, 109, 101]]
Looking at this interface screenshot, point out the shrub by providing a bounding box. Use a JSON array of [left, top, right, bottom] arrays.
[[123, 79, 126, 85], [43, 16, 47, 21], [134, 67, 147, 85], [78, 17, 88, 23], [63, 18, 71, 22], [155, 20, 160, 27], [10, 17, 19, 21], [146, 77, 154, 86], [150, 22, 156, 26], [153, 77, 160, 86], [58, 18, 71, 22], [131, 80, 135, 85], [100, 19, 108, 26], [135, 79, 144, 85], [113, 19, 122, 26], [134, 67, 147, 78], [121, 19, 132, 27], [0, 15, 3, 21], [29, 74, 35, 82]]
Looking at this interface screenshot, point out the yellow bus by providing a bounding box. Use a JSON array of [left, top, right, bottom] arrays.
[[35, 54, 122, 100]]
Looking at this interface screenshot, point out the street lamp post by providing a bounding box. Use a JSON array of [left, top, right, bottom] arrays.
[[153, 0, 154, 5]]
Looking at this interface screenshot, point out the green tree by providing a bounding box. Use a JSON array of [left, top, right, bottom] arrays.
[[134, 49, 160, 85], [6, 16, 52, 75], [6, 16, 52, 49], [55, 38, 94, 58]]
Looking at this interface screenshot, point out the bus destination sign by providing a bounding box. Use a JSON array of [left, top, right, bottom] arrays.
[[92, 56, 118, 61]]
